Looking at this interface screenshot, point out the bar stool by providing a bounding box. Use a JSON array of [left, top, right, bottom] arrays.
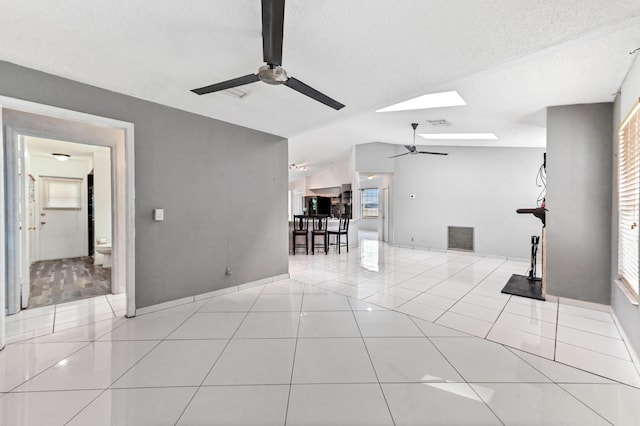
[[292, 215, 309, 255], [311, 215, 329, 255], [328, 214, 350, 254]]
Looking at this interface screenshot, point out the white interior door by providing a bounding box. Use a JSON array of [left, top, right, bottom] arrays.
[[38, 177, 87, 261]]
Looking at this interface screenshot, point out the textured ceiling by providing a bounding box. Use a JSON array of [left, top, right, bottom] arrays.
[[1, 1, 640, 178]]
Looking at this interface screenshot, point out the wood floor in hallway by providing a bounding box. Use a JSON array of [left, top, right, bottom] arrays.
[[28, 257, 111, 308]]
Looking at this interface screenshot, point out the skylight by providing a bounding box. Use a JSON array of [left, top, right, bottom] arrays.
[[376, 91, 466, 112], [419, 133, 498, 140]]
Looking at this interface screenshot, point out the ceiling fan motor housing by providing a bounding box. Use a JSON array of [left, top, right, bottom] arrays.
[[258, 64, 288, 85]]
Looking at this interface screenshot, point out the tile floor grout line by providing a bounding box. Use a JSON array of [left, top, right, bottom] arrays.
[[282, 285, 305, 426], [483, 294, 514, 339], [5, 337, 97, 394], [554, 382, 616, 425], [412, 315, 506, 426], [424, 258, 510, 324], [173, 283, 269, 425], [103, 295, 117, 319], [504, 345, 638, 389], [348, 299, 397, 426], [608, 309, 640, 376]]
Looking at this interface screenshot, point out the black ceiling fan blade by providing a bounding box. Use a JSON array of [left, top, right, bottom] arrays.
[[388, 152, 410, 158], [191, 74, 260, 95], [262, 0, 285, 66], [284, 77, 345, 110], [404, 145, 416, 152], [418, 151, 449, 156]]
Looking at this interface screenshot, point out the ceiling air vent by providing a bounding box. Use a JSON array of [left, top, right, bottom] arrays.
[[448, 226, 474, 252], [426, 119, 451, 126]]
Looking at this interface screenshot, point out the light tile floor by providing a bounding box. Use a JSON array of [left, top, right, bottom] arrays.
[[1, 236, 639, 424]]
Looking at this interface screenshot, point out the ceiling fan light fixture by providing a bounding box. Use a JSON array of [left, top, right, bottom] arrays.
[[52, 153, 71, 161], [376, 91, 466, 113], [419, 133, 498, 140]]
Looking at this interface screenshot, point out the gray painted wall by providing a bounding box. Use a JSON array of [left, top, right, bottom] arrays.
[[546, 103, 613, 304], [0, 61, 288, 308], [611, 54, 640, 357]]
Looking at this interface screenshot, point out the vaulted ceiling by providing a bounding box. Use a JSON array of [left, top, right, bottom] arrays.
[[1, 1, 639, 179]]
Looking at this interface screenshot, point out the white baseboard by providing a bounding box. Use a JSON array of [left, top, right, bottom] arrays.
[[135, 273, 290, 316], [135, 296, 194, 315]]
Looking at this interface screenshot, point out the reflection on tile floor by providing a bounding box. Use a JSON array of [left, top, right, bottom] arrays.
[[1, 235, 640, 425]]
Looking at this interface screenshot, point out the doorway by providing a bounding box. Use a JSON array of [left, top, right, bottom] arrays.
[[23, 137, 113, 309], [357, 173, 393, 243], [0, 97, 136, 350]]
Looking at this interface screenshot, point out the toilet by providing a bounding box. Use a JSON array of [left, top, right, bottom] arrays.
[[95, 244, 112, 268]]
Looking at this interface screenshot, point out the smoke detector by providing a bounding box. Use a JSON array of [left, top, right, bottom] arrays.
[[426, 119, 451, 126]]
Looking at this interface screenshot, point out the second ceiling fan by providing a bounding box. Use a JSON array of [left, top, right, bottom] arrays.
[[191, 0, 345, 110], [388, 123, 449, 158]]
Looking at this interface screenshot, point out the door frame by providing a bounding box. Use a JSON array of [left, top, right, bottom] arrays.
[[0, 96, 136, 350], [380, 186, 389, 242]]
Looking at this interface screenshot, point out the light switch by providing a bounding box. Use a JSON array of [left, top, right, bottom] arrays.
[[154, 208, 164, 221]]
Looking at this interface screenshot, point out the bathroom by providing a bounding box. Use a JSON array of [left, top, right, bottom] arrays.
[[20, 136, 113, 309]]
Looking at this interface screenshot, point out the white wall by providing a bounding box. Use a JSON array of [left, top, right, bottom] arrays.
[[288, 178, 306, 219], [355, 142, 544, 257], [355, 142, 396, 173], [391, 146, 544, 258], [93, 148, 111, 264], [305, 159, 351, 191], [30, 155, 92, 260]]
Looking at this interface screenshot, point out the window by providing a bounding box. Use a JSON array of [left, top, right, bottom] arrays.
[[361, 188, 379, 218], [41, 176, 83, 209], [618, 100, 640, 295]]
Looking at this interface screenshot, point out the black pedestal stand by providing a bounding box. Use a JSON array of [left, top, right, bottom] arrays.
[[501, 235, 545, 301]]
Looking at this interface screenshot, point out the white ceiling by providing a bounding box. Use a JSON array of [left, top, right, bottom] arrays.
[[25, 136, 104, 162], [2, 1, 640, 179]]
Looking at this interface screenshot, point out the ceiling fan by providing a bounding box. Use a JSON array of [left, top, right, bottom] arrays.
[[191, 0, 345, 110], [388, 123, 449, 158]]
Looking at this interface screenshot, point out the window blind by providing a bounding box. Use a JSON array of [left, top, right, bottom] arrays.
[[618, 100, 640, 295]]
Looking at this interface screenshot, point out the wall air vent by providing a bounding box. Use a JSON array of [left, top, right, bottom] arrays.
[[426, 119, 451, 126], [448, 226, 474, 252]]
